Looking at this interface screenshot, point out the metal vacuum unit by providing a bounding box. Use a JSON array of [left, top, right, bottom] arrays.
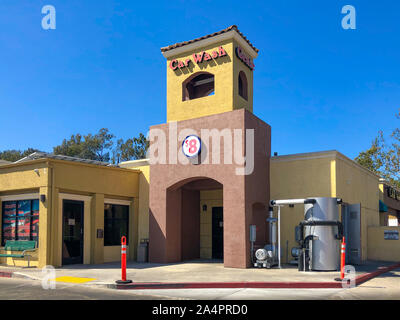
[[269, 197, 343, 272], [254, 207, 278, 268], [297, 197, 343, 271]]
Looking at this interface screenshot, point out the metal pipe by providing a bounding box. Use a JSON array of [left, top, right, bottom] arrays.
[[270, 199, 316, 206], [270, 198, 317, 269], [278, 205, 281, 268]]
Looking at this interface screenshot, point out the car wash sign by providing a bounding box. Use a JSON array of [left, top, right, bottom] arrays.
[[169, 46, 228, 71], [236, 46, 255, 70]]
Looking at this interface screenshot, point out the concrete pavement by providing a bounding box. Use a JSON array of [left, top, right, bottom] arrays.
[[0, 259, 397, 291], [0, 260, 390, 284]]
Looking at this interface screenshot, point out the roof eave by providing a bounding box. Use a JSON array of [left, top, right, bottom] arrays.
[[161, 29, 258, 59]]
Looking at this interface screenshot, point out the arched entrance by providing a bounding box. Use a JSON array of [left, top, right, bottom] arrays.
[[164, 177, 223, 262]]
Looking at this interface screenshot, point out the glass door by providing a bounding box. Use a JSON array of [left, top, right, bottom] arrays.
[[62, 200, 84, 265]]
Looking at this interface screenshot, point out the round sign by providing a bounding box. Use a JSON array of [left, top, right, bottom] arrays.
[[182, 135, 201, 158]]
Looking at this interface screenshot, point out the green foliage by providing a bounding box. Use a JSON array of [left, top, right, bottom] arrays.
[[355, 110, 400, 188], [0, 148, 41, 162], [53, 128, 115, 162], [1, 129, 148, 165], [112, 133, 149, 163]]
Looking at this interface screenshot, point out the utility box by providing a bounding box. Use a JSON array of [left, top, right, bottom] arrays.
[[137, 239, 149, 263]]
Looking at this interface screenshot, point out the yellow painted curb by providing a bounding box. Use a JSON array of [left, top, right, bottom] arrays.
[[51, 276, 97, 284]]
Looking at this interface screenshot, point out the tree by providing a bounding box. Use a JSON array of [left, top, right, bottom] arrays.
[[53, 128, 115, 162], [112, 133, 149, 163], [355, 110, 400, 188], [0, 148, 41, 162]]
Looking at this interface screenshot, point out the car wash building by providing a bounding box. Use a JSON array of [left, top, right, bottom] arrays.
[[1, 26, 400, 269]]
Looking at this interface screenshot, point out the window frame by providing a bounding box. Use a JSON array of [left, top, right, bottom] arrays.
[[182, 71, 215, 101], [1, 199, 39, 246], [103, 203, 130, 246]]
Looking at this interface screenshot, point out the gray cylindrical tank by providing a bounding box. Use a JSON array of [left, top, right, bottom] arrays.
[[304, 197, 340, 271]]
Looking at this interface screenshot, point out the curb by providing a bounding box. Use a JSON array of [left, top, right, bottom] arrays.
[[2, 262, 400, 290], [0, 271, 13, 278], [113, 262, 400, 290], [355, 262, 400, 286], [112, 281, 343, 290]]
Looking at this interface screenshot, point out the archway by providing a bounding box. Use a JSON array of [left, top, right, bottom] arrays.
[[165, 177, 223, 262]]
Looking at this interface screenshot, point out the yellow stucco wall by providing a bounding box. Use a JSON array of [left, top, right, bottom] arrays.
[[270, 151, 380, 264], [335, 155, 380, 261], [0, 159, 140, 268], [270, 152, 335, 263], [137, 166, 150, 242], [367, 226, 400, 261], [166, 38, 254, 122], [199, 189, 223, 259], [118, 160, 150, 245]]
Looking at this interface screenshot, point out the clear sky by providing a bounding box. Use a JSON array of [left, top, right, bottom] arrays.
[[1, 0, 399, 159]]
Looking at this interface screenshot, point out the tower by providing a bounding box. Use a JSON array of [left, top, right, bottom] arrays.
[[149, 26, 270, 269], [161, 25, 258, 122]]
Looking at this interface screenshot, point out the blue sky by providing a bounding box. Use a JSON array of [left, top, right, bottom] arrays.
[[0, 0, 399, 159]]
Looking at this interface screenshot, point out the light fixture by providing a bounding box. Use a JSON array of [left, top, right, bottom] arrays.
[[202, 204, 207, 212], [40, 194, 46, 203]]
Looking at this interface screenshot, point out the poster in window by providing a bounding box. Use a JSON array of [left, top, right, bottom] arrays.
[[17, 200, 31, 241], [31, 200, 39, 239], [2, 201, 16, 242]]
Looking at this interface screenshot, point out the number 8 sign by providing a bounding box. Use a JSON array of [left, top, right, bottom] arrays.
[[182, 135, 201, 158]]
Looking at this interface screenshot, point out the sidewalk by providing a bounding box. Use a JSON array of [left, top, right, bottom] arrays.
[[0, 259, 398, 289]]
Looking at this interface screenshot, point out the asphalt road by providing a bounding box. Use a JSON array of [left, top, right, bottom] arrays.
[[0, 278, 173, 300]]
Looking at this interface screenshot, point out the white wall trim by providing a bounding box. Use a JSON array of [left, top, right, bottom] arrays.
[[271, 152, 336, 163], [104, 198, 132, 206], [58, 193, 92, 265], [59, 193, 92, 202], [0, 193, 39, 201], [162, 30, 258, 59]]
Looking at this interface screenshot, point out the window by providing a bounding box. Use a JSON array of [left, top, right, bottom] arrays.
[[2, 199, 39, 246], [238, 71, 248, 100], [104, 204, 129, 246], [182, 72, 214, 101]]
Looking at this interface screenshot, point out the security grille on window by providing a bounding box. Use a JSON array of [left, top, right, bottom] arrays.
[[104, 204, 129, 246], [1, 200, 39, 246]]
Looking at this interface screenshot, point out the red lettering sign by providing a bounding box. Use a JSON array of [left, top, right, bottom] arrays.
[[235, 46, 255, 70], [169, 46, 229, 71]]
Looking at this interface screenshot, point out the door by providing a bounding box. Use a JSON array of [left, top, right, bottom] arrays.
[[342, 203, 361, 265], [62, 200, 84, 265], [212, 207, 223, 259]]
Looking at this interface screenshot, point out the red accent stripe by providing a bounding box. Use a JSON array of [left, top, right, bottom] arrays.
[[0, 272, 13, 278], [355, 262, 400, 286], [116, 281, 343, 290], [115, 262, 400, 290]]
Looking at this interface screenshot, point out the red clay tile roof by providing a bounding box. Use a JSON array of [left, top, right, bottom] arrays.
[[160, 25, 258, 54]]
